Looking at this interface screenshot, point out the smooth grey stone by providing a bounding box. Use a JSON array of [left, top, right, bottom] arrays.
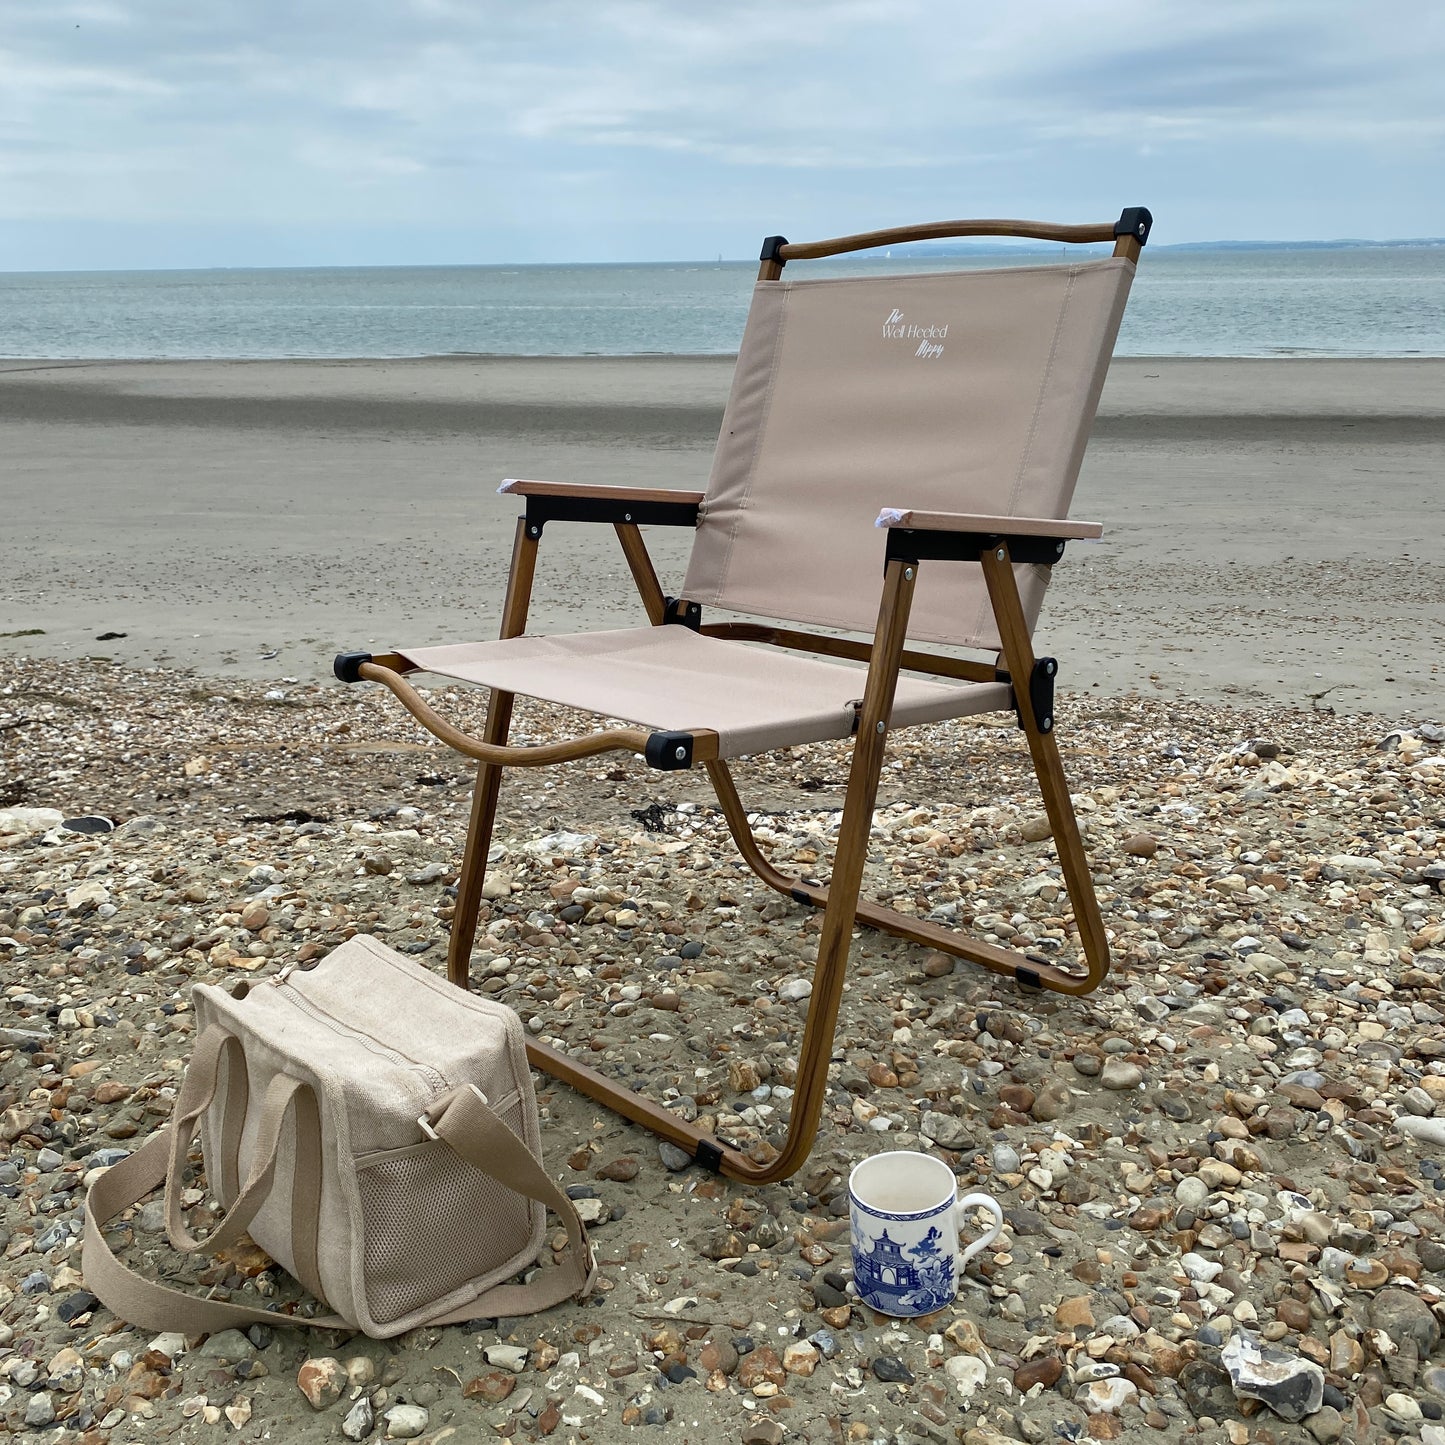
[[195, 1329, 254, 1363], [658, 1141, 693, 1172]]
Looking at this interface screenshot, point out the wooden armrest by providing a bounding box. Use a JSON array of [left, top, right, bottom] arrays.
[[500, 478, 706, 507], [875, 508, 1102, 540]]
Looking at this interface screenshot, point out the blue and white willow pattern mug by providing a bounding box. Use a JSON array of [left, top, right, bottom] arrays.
[[848, 1151, 1005, 1318]]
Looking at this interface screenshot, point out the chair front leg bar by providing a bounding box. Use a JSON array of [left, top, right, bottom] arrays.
[[979, 543, 1110, 993], [515, 558, 925, 1184], [736, 555, 921, 1181]]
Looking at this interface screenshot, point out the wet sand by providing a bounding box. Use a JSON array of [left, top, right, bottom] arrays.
[[1, 355, 1442, 719]]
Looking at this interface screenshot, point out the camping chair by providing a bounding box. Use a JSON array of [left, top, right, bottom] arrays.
[[335, 208, 1151, 1185]]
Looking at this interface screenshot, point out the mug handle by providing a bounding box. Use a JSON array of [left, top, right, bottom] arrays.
[[955, 1192, 1005, 1269]]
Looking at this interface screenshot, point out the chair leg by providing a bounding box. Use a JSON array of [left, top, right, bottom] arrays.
[[447, 518, 539, 990], [1010, 692, 1110, 991], [981, 546, 1110, 992], [447, 692, 516, 989]]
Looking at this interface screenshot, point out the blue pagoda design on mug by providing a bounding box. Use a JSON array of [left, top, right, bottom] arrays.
[[850, 1213, 955, 1315]]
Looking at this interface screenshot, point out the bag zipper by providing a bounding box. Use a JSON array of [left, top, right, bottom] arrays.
[[269, 973, 450, 1095]]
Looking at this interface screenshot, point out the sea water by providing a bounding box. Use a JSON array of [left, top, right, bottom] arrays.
[[2, 246, 1442, 360]]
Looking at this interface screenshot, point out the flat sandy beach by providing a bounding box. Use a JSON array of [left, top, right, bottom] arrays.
[[2, 356, 1443, 718]]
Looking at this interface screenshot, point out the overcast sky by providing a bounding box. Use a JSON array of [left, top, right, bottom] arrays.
[[3, 1, 1443, 271]]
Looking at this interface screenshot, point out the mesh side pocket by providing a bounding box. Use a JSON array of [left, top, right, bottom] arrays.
[[356, 1099, 537, 1326]]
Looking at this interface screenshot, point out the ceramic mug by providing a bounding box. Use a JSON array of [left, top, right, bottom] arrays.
[[848, 1151, 1005, 1317]]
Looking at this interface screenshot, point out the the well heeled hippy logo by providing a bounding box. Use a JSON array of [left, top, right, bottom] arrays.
[[883, 307, 947, 359]]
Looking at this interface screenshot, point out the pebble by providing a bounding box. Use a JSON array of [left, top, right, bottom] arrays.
[[1386, 1391, 1424, 1422], [658, 1140, 693, 1171], [992, 1143, 1021, 1174], [871, 1355, 914, 1384], [383, 1403, 429, 1438], [945, 1354, 987, 1398], [1306, 1406, 1346, 1443], [484, 1343, 530, 1372], [1373, 1289, 1441, 1355], [341, 1396, 375, 1441], [197, 1329, 255, 1363], [297, 1356, 346, 1409], [1175, 1176, 1210, 1210], [1084, 1377, 1138, 1414], [24, 1391, 57, 1428], [1099, 1058, 1143, 1090], [1221, 1330, 1325, 1422]]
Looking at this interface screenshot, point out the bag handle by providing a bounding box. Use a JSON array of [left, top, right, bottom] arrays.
[[83, 1025, 343, 1334], [83, 1035, 595, 1334], [82, 1106, 355, 1335]]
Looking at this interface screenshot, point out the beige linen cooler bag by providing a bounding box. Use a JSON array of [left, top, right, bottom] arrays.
[[82, 936, 595, 1336]]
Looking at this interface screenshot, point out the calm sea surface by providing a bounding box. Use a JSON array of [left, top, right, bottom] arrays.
[[2, 247, 1442, 360]]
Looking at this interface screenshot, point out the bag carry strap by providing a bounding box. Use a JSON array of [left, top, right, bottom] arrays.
[[83, 1034, 595, 1334], [418, 1085, 598, 1322]]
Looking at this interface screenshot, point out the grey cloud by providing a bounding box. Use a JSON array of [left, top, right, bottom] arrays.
[[2, 0, 1443, 264]]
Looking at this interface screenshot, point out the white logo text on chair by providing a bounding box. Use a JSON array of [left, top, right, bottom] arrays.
[[882, 308, 947, 360]]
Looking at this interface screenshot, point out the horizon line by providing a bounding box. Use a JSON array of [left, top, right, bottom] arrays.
[[3, 235, 1443, 278]]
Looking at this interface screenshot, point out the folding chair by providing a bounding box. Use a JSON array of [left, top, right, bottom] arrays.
[[336, 209, 1151, 1184]]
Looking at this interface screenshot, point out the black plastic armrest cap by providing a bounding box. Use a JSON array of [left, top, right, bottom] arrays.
[[334, 651, 373, 684]]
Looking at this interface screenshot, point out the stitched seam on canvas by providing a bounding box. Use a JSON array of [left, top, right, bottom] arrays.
[[712, 283, 790, 604], [1012, 265, 1075, 515], [965, 266, 1076, 651]]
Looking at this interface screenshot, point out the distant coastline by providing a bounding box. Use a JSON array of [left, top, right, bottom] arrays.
[[901, 236, 1445, 257]]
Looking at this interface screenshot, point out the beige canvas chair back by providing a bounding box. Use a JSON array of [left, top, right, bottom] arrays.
[[682, 257, 1135, 649]]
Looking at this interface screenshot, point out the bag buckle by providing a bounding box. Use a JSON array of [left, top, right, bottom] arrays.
[[418, 1084, 488, 1141]]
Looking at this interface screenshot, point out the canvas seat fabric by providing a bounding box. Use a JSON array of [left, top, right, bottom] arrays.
[[397, 628, 1012, 758]]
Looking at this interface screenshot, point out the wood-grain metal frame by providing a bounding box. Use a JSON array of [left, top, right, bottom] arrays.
[[353, 215, 1140, 1184]]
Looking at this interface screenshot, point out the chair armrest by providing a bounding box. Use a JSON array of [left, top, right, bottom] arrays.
[[874, 509, 1102, 566], [875, 508, 1102, 540], [499, 478, 703, 530], [500, 479, 706, 506]]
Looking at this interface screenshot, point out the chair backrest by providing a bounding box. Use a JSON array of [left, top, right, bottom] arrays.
[[682, 236, 1138, 652]]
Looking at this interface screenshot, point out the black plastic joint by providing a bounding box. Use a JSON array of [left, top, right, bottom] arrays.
[[662, 596, 702, 630], [1016, 967, 1043, 991], [695, 1139, 725, 1173], [334, 651, 372, 684], [1115, 207, 1152, 246], [790, 887, 816, 907], [1028, 657, 1057, 734], [645, 731, 695, 771], [759, 234, 789, 265]]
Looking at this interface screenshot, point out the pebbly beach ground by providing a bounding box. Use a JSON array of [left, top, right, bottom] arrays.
[[1, 356, 1444, 1445]]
